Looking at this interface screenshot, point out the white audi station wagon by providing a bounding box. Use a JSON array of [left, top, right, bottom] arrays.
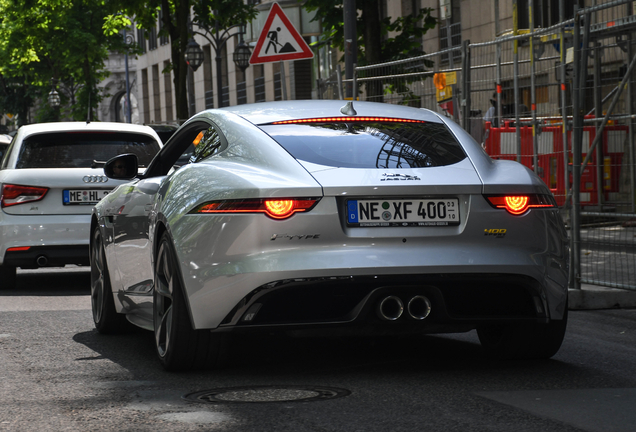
[[0, 122, 162, 289]]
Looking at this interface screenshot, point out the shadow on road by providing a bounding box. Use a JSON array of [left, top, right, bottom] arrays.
[[4, 267, 91, 296], [72, 326, 574, 381]]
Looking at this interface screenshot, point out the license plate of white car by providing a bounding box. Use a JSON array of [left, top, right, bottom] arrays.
[[346, 198, 460, 227], [63, 189, 110, 205]]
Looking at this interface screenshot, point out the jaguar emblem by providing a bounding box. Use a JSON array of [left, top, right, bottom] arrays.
[[381, 173, 421, 181]]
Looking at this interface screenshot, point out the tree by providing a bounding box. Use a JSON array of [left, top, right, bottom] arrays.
[[0, 0, 126, 124], [303, 0, 437, 99], [105, 0, 256, 122]]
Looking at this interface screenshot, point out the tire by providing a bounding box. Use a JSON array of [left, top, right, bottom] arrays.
[[153, 232, 224, 371], [90, 226, 131, 334], [0, 265, 17, 290], [477, 307, 568, 360]]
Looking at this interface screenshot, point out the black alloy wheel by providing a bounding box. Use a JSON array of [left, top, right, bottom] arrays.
[[90, 226, 131, 333], [153, 232, 224, 371]]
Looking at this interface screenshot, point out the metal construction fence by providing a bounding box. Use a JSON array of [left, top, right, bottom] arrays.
[[317, 0, 636, 291]]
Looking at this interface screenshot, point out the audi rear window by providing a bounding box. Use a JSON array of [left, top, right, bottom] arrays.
[[259, 120, 466, 168], [16, 132, 161, 169]]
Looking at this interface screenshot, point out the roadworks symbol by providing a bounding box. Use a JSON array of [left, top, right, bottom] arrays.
[[484, 228, 507, 238]]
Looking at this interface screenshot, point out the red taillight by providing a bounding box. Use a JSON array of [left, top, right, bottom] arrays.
[[7, 246, 31, 252], [190, 198, 319, 219], [1, 184, 49, 207], [503, 196, 529, 215], [485, 194, 556, 215], [264, 200, 295, 219]]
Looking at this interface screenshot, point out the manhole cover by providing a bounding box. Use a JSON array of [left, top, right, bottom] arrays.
[[183, 385, 351, 404]]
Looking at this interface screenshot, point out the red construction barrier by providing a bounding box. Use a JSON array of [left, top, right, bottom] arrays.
[[483, 118, 627, 208]]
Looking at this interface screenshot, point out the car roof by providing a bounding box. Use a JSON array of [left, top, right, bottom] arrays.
[[218, 100, 444, 125], [14, 122, 161, 140]]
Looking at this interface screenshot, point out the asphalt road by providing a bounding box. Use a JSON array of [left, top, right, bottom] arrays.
[[1, 268, 636, 432]]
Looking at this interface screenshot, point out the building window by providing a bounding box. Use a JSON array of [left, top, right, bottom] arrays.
[[188, 68, 196, 117], [158, 10, 169, 46], [152, 64, 161, 123], [439, 0, 461, 65], [221, 44, 229, 107], [518, 0, 582, 29], [137, 28, 146, 53], [253, 65, 265, 102], [203, 45, 214, 109], [273, 62, 282, 101], [237, 69, 247, 105], [141, 68, 150, 124], [293, 39, 313, 100], [148, 26, 158, 51]]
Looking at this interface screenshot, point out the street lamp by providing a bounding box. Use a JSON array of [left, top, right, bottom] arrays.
[[48, 79, 61, 122], [190, 16, 251, 108], [48, 88, 61, 108], [185, 38, 205, 71], [233, 39, 251, 73]]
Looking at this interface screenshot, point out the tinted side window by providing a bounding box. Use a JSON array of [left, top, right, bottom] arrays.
[[260, 121, 466, 169], [190, 126, 224, 163], [16, 132, 161, 169]]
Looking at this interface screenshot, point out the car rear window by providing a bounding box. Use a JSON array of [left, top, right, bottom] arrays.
[[15, 132, 160, 169], [259, 120, 466, 168]]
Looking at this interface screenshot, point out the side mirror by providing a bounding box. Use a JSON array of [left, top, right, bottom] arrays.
[[104, 153, 139, 180]]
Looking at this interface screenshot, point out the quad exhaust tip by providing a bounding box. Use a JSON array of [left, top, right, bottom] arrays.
[[407, 295, 432, 320], [377, 295, 431, 321], [377, 296, 404, 321]]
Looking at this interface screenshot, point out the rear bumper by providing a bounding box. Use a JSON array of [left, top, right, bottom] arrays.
[[0, 213, 91, 267], [3, 245, 89, 269], [215, 273, 559, 336]]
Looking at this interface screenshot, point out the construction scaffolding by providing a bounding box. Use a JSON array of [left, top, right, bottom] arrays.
[[318, 0, 636, 291]]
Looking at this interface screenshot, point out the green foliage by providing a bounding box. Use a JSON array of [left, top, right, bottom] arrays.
[[0, 0, 126, 124], [192, 0, 258, 33], [304, 0, 436, 65]]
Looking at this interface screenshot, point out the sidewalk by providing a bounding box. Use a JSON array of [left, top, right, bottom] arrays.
[[569, 284, 636, 310]]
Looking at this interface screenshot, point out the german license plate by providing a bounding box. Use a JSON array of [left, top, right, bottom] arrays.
[[346, 198, 459, 227], [63, 189, 110, 205]]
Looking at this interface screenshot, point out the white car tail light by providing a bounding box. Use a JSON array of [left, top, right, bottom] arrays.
[[1, 184, 49, 207]]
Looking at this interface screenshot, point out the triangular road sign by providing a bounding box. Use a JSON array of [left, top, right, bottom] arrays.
[[249, 2, 314, 64]]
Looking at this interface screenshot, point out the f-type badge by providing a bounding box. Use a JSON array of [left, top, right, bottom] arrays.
[[271, 234, 321, 241], [381, 173, 421, 181]]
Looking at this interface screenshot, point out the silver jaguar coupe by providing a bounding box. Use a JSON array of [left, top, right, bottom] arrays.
[[90, 100, 569, 370]]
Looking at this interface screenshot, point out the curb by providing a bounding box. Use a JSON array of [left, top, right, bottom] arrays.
[[569, 284, 636, 310]]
